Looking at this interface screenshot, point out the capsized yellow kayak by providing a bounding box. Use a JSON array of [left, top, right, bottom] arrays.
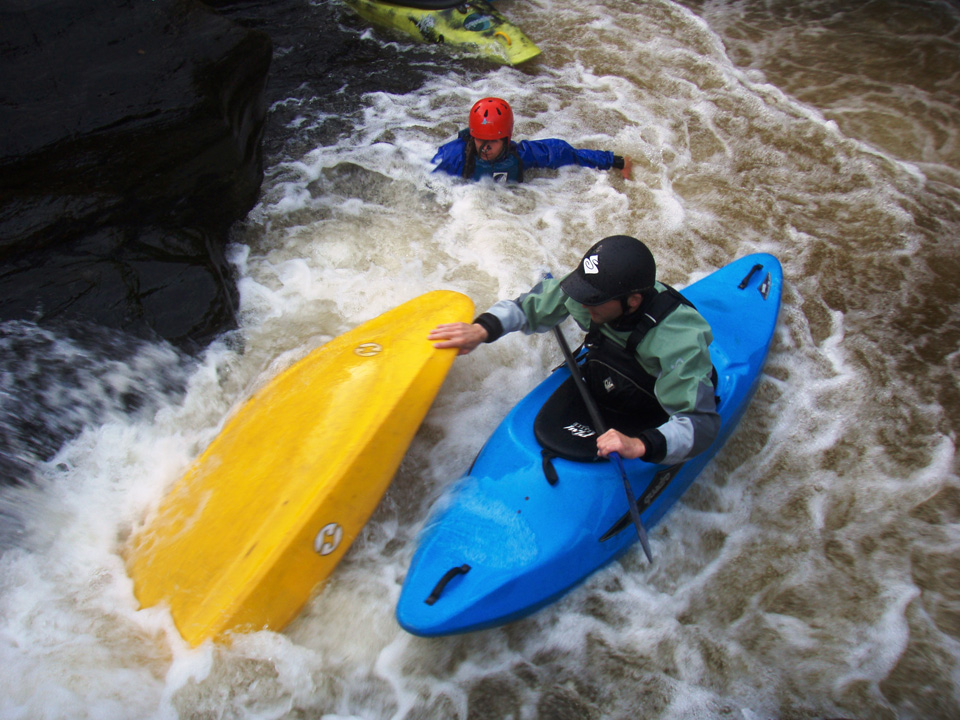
[[126, 290, 474, 645], [345, 0, 540, 66]]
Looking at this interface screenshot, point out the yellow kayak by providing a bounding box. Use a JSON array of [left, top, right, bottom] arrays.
[[126, 290, 474, 645], [345, 0, 540, 66]]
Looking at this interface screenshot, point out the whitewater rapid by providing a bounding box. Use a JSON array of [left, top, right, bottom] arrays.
[[3, 0, 960, 718]]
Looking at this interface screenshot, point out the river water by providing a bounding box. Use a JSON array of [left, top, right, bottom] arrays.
[[2, 0, 960, 718]]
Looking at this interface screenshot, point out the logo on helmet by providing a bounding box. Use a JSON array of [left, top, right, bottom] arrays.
[[583, 254, 600, 275]]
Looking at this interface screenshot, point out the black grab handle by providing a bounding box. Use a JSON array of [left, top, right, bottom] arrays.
[[738, 263, 763, 289], [541, 449, 559, 485], [425, 564, 471, 605]]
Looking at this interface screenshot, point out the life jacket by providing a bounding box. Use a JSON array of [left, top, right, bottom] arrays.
[[459, 129, 525, 183], [580, 285, 693, 422], [471, 151, 524, 183]]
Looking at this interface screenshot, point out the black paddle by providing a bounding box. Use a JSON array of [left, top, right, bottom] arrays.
[[552, 326, 654, 564]]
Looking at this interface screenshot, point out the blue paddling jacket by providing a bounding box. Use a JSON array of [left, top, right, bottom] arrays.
[[433, 129, 625, 183]]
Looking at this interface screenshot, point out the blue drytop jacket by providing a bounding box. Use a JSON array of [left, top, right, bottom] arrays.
[[433, 130, 620, 181]]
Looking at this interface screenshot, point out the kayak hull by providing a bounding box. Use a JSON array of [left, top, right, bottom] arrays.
[[396, 255, 782, 636], [127, 290, 474, 645], [346, 0, 540, 66]]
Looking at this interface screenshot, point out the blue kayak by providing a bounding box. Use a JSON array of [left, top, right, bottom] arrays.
[[397, 254, 783, 637]]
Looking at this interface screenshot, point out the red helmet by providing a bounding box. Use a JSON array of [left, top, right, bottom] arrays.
[[469, 97, 514, 140]]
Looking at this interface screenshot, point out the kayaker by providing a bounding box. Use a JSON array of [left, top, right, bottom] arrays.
[[429, 235, 720, 466], [432, 97, 634, 183]]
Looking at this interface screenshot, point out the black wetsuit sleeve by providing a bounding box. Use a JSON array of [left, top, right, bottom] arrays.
[[473, 313, 504, 343], [637, 428, 667, 464]]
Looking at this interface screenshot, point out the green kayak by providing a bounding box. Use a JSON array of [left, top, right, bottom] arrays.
[[345, 0, 540, 66]]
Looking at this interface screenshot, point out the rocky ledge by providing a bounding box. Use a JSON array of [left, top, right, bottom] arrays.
[[0, 0, 272, 351]]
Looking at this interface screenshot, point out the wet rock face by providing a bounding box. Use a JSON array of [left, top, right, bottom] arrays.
[[0, 0, 272, 350]]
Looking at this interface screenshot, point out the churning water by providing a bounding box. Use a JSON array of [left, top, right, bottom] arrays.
[[2, 0, 960, 718]]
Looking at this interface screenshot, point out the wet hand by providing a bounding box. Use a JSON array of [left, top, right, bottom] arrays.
[[596, 429, 645, 460], [620, 156, 633, 180], [429, 322, 488, 355]]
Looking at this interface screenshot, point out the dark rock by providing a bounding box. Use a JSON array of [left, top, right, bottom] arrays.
[[0, 225, 239, 347], [214, 0, 459, 162], [0, 0, 271, 349]]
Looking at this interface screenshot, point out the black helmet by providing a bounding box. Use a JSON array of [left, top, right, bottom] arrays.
[[560, 235, 656, 306]]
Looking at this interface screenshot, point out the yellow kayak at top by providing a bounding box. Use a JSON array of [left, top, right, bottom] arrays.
[[126, 290, 474, 645], [345, 0, 540, 66]]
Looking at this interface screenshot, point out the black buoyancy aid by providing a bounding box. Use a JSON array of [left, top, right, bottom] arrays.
[[472, 152, 524, 183], [460, 129, 525, 183], [580, 285, 693, 419]]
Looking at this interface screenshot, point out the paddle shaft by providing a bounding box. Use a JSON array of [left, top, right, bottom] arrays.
[[551, 327, 653, 563]]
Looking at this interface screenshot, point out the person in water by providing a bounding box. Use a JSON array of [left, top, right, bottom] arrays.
[[432, 97, 634, 183], [429, 235, 719, 466]]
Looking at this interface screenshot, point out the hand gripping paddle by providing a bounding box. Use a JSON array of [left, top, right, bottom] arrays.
[[552, 326, 654, 563]]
